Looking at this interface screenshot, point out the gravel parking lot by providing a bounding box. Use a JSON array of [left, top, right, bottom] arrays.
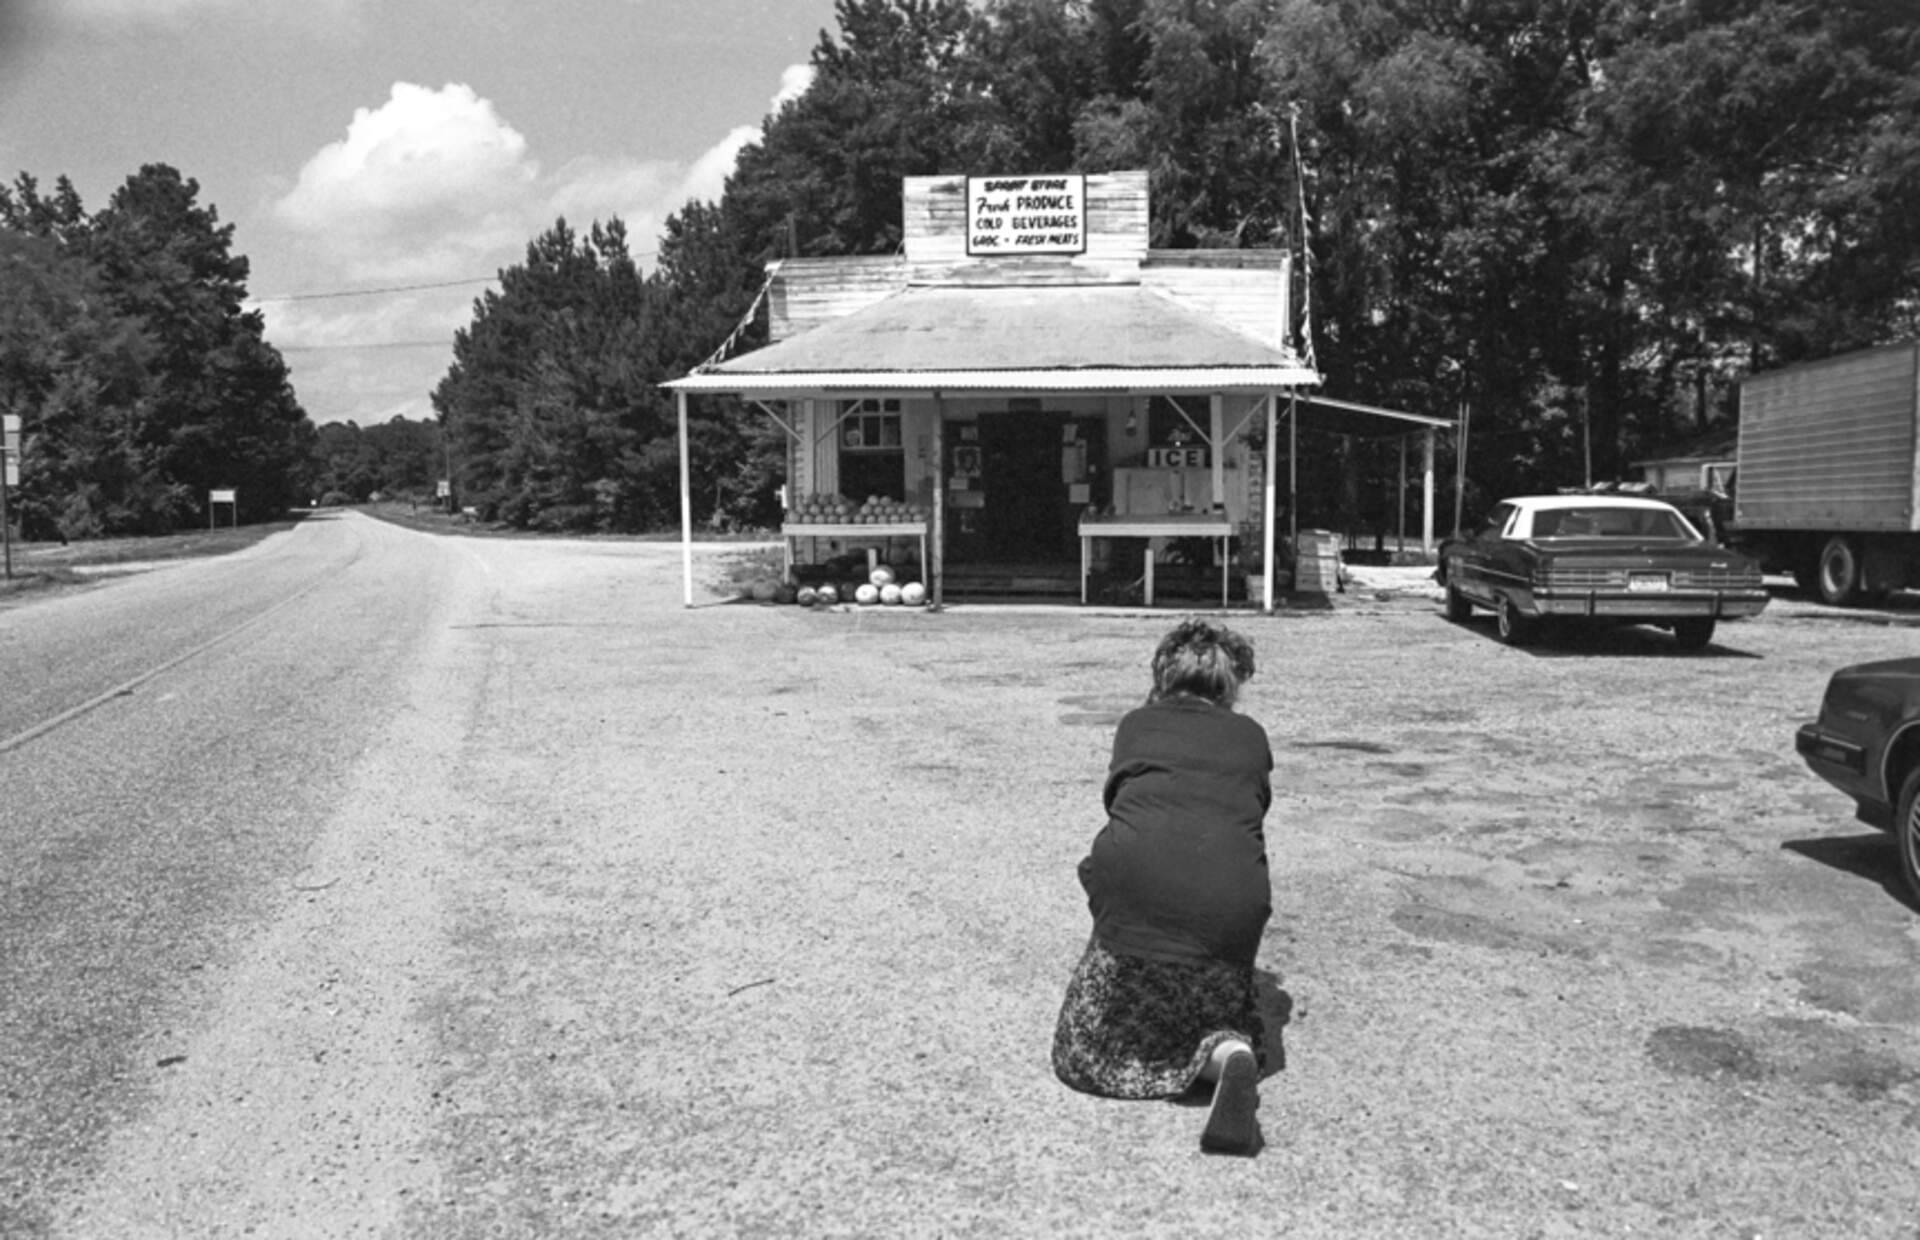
[[29, 528, 1920, 1237], [558, 553, 1920, 1236], [702, 561, 1920, 1236]]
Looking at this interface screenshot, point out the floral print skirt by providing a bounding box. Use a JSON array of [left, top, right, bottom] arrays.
[[1051, 937, 1265, 1100]]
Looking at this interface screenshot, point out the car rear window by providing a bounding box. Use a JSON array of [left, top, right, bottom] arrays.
[[1532, 507, 1693, 539]]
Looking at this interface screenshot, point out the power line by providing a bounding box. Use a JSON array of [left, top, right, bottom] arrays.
[[277, 340, 452, 353], [253, 276, 497, 304], [254, 248, 662, 304]]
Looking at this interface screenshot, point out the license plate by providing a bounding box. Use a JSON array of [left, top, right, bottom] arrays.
[[1627, 573, 1670, 593]]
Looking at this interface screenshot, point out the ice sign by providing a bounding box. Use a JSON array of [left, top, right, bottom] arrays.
[[966, 174, 1087, 257]]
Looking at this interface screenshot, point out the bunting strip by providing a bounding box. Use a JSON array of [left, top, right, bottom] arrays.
[[1289, 104, 1318, 373], [695, 260, 782, 373]]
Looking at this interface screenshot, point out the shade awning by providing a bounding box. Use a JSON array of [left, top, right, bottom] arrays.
[[1289, 394, 1454, 438], [666, 282, 1319, 394]]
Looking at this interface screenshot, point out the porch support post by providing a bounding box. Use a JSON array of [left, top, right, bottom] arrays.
[[1397, 435, 1408, 555], [678, 389, 694, 607], [1209, 394, 1225, 513], [1422, 426, 1436, 556], [1288, 389, 1299, 555], [1262, 392, 1279, 613], [931, 393, 946, 608]]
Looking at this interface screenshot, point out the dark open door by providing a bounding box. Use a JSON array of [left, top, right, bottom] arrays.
[[979, 412, 1069, 559]]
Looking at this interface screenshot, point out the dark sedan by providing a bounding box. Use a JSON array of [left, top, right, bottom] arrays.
[[1796, 657, 1920, 905], [1437, 495, 1769, 648]]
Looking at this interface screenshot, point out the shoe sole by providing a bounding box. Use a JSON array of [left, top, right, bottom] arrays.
[[1200, 1050, 1260, 1155]]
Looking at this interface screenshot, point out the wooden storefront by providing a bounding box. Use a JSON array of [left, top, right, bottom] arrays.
[[666, 170, 1450, 608]]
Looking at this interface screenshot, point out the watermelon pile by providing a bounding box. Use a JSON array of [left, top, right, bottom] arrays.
[[783, 494, 927, 526], [755, 562, 931, 609], [784, 492, 853, 524]]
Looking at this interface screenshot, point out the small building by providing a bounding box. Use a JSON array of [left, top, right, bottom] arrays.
[[666, 170, 1451, 607], [1633, 425, 1738, 496]]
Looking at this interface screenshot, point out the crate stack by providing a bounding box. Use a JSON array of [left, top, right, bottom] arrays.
[[1292, 530, 1341, 594]]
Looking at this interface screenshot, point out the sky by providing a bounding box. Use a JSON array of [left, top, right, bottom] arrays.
[[0, 0, 844, 425]]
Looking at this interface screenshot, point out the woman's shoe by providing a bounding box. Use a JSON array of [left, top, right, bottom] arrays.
[[1199, 1048, 1260, 1155]]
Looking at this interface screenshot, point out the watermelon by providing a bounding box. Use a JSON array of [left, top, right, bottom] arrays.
[[901, 581, 927, 606]]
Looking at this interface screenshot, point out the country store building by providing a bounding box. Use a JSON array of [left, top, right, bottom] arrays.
[[666, 170, 1453, 608]]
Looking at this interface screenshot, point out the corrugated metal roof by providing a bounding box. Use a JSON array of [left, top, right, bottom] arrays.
[[666, 283, 1317, 393], [670, 367, 1317, 395]]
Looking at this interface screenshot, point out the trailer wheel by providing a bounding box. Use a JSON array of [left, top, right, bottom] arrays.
[[1817, 535, 1865, 606]]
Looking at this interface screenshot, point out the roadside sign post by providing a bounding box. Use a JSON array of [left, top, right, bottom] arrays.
[[1, 414, 19, 581], [208, 487, 238, 530]]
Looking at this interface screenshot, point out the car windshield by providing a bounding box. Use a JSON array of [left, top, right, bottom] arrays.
[[1530, 506, 1695, 540]]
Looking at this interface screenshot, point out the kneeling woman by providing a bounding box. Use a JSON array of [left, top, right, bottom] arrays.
[[1052, 619, 1275, 1155]]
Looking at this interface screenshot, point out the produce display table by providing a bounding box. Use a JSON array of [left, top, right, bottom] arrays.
[[1079, 514, 1234, 607], [782, 522, 929, 582]]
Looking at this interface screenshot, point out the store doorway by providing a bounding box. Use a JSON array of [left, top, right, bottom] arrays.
[[943, 409, 1106, 576], [979, 412, 1070, 559]]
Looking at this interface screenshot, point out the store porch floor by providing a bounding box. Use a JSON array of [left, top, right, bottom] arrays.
[[941, 559, 1248, 606]]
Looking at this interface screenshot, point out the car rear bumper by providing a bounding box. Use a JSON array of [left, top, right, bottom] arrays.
[[1795, 722, 1890, 828], [1532, 589, 1770, 620]]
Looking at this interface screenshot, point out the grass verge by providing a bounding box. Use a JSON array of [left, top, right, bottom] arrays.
[[0, 515, 310, 608]]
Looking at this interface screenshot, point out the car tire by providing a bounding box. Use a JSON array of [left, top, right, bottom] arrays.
[[1445, 585, 1473, 621], [1817, 535, 1864, 606], [1494, 594, 1536, 646], [1896, 768, 1920, 909], [1672, 617, 1716, 650]]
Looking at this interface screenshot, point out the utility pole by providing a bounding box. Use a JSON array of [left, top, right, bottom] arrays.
[[1, 414, 18, 581]]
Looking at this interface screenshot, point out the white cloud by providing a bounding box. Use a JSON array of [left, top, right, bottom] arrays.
[[27, 0, 358, 26], [773, 63, 814, 111], [272, 65, 815, 281], [273, 82, 539, 281], [260, 65, 815, 421]]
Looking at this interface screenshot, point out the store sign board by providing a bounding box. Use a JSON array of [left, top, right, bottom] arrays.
[[966, 174, 1087, 257], [1147, 447, 1209, 469], [2, 415, 17, 488], [209, 488, 237, 504]]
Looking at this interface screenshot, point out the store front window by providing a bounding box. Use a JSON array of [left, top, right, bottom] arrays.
[[839, 398, 904, 500]]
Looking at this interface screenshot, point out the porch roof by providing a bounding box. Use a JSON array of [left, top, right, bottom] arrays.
[[665, 282, 1319, 395]]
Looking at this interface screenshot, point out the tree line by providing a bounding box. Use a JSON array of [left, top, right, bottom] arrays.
[[436, 0, 1919, 536], [0, 165, 313, 538], [8, 1, 1913, 542]]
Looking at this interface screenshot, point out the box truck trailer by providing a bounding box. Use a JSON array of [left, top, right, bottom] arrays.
[[1733, 341, 1920, 606]]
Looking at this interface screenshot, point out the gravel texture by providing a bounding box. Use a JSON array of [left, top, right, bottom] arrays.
[[18, 515, 1920, 1237]]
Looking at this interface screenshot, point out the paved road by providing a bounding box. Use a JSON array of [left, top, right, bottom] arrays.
[[0, 512, 475, 1235], [2, 512, 1917, 1237]]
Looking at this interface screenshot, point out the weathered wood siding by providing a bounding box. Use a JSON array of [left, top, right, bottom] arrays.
[[769, 258, 910, 342], [1142, 255, 1290, 351], [765, 172, 1295, 353]]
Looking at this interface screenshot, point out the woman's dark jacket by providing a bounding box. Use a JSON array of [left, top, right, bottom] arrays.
[[1078, 695, 1273, 967]]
